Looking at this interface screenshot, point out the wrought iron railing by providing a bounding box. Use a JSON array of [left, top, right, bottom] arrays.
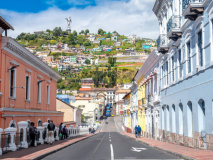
[[1, 133, 10, 153], [148, 95, 153, 102], [157, 34, 167, 48], [182, 0, 203, 10], [167, 16, 181, 33]]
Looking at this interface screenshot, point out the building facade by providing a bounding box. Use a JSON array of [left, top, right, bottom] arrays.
[[0, 17, 63, 129], [153, 0, 213, 150]]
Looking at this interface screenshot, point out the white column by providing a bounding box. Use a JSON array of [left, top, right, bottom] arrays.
[[4, 127, 17, 151], [55, 127, 59, 140], [0, 128, 3, 155], [43, 122, 49, 143], [37, 126, 44, 144], [17, 121, 28, 148], [70, 125, 74, 137], [74, 108, 77, 123]]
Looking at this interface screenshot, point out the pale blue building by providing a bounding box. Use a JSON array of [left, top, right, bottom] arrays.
[[153, 0, 213, 150]]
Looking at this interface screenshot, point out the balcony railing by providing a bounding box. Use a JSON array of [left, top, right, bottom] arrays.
[[157, 34, 167, 48], [167, 16, 181, 34], [157, 34, 168, 54], [142, 98, 147, 105], [182, 0, 203, 10], [148, 95, 154, 103]]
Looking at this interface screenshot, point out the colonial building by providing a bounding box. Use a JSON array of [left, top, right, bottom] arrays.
[[0, 16, 63, 129], [56, 98, 82, 127], [153, 0, 213, 150]]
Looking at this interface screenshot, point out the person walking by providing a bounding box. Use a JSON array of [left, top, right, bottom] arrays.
[[137, 125, 141, 138], [92, 128, 95, 134], [134, 125, 138, 138], [62, 125, 68, 139], [59, 122, 63, 134], [29, 122, 36, 146], [47, 120, 55, 145]]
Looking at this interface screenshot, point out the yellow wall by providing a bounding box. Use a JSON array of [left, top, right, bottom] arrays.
[[137, 76, 146, 135], [125, 93, 132, 129]]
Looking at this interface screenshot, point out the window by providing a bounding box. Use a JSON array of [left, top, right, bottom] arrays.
[[25, 75, 30, 100], [79, 105, 85, 108], [171, 56, 174, 82], [37, 81, 41, 103], [166, 61, 168, 85], [198, 31, 203, 67], [179, 50, 182, 78], [187, 42, 191, 73], [47, 85, 50, 105], [10, 68, 16, 97]]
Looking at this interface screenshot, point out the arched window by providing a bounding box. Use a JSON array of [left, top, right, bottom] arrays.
[[178, 103, 183, 135], [198, 99, 205, 132], [161, 107, 165, 130], [172, 104, 176, 133], [166, 106, 170, 131], [187, 101, 193, 137]]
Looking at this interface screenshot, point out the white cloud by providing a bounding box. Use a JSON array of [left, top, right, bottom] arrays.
[[0, 0, 159, 39]]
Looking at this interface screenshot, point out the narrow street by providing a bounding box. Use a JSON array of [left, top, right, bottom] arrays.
[[42, 117, 179, 160]]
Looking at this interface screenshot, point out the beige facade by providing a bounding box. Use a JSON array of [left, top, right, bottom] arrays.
[[56, 98, 82, 126], [71, 97, 97, 126]]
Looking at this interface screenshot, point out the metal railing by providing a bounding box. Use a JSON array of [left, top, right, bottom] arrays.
[[167, 16, 181, 33], [1, 133, 10, 153], [15, 132, 21, 149], [182, 0, 203, 10], [157, 34, 167, 48], [148, 95, 154, 102]]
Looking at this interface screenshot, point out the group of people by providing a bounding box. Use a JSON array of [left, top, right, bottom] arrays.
[[29, 120, 55, 146], [59, 122, 68, 139], [89, 127, 95, 134], [134, 125, 142, 138]]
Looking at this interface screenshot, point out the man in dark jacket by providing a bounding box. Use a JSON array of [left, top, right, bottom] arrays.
[[29, 122, 36, 146], [47, 120, 55, 145]]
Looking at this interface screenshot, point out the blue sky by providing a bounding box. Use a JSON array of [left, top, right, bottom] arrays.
[[1, 0, 130, 13], [0, 0, 158, 39]]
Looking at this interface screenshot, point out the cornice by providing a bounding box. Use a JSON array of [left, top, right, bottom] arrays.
[[2, 37, 61, 81], [0, 107, 63, 114]]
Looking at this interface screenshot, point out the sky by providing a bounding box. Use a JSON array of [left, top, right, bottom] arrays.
[[0, 0, 159, 39]]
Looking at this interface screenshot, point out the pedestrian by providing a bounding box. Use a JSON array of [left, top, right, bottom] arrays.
[[59, 122, 63, 134], [47, 120, 55, 145], [137, 125, 141, 138], [62, 125, 68, 139], [29, 122, 36, 146], [92, 128, 95, 134], [134, 125, 138, 138]]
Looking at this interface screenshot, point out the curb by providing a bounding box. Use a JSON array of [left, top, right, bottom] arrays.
[[32, 134, 99, 160], [120, 132, 193, 160]]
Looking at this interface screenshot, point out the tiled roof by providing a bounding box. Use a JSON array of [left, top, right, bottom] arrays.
[[79, 88, 92, 91]]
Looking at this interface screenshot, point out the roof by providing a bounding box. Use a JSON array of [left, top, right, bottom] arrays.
[[75, 97, 93, 100], [81, 78, 93, 81], [79, 88, 92, 91], [92, 88, 117, 91], [115, 89, 131, 94], [122, 92, 131, 99], [0, 16, 14, 31], [57, 98, 75, 109]]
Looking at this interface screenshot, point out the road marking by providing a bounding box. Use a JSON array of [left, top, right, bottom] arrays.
[[110, 144, 114, 160], [131, 147, 147, 152], [93, 135, 105, 153], [109, 139, 111, 141]]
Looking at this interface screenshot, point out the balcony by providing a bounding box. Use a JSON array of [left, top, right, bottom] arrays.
[[142, 98, 147, 108], [148, 95, 154, 106], [157, 34, 168, 54], [182, 0, 205, 20], [167, 16, 182, 41]]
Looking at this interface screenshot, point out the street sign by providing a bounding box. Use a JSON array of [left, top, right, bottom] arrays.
[[131, 147, 147, 152]]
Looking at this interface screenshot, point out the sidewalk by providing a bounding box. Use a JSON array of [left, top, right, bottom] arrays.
[[1, 133, 98, 160], [121, 131, 213, 160]]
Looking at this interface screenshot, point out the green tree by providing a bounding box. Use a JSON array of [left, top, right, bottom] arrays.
[[81, 114, 85, 122], [79, 30, 85, 35], [53, 27, 62, 37], [85, 59, 91, 64], [73, 30, 78, 36], [85, 29, 89, 35], [66, 33, 76, 45], [98, 29, 105, 35]]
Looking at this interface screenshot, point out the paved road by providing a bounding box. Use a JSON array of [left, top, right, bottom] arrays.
[[42, 117, 180, 160]]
